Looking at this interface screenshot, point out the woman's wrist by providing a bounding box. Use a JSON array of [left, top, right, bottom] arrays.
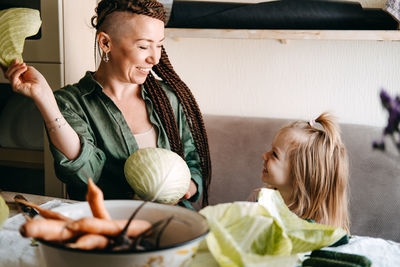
[[31, 83, 53, 104], [45, 117, 67, 133]]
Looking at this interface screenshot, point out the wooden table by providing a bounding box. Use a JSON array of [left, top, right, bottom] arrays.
[[0, 191, 77, 218]]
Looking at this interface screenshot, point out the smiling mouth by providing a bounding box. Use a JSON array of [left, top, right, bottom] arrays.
[[137, 67, 152, 72], [263, 167, 268, 174]]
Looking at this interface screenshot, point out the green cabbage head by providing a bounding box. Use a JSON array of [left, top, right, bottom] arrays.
[[124, 148, 191, 204], [0, 8, 42, 67], [0, 195, 9, 228]]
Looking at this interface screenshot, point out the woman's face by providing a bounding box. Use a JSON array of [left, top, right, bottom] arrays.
[[106, 13, 165, 84]]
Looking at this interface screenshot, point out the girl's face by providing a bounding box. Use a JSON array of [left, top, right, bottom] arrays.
[[261, 129, 297, 191], [107, 13, 165, 84]]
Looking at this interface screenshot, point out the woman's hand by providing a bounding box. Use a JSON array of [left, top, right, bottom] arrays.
[[182, 179, 197, 200], [3, 60, 81, 160], [170, 180, 198, 206], [4, 59, 52, 101]]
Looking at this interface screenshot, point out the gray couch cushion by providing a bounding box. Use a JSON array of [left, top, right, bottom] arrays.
[[201, 115, 400, 242]]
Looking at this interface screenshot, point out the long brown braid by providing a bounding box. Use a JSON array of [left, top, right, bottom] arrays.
[[91, 0, 212, 207]]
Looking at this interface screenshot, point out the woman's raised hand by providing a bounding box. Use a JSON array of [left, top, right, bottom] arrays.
[[3, 59, 80, 160], [4, 59, 52, 101]]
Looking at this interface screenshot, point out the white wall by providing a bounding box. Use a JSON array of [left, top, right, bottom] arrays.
[[63, 0, 97, 85], [164, 0, 399, 127]]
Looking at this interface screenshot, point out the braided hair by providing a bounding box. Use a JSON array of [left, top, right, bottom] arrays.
[[91, 0, 212, 207]]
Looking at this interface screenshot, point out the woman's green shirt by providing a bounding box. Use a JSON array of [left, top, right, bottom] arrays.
[[50, 72, 202, 209]]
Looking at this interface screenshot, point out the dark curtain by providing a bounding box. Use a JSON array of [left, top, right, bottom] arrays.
[[166, 0, 398, 30]]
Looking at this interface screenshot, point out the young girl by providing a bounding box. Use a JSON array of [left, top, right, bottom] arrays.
[[248, 112, 350, 233]]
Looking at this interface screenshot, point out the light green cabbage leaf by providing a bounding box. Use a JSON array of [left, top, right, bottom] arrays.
[[199, 188, 346, 267], [0, 195, 9, 228], [124, 148, 190, 204], [0, 8, 42, 67]]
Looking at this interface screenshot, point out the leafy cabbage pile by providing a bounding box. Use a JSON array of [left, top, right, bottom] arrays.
[[198, 188, 347, 267]]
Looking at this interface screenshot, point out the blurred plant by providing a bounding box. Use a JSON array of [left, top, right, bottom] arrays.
[[372, 89, 400, 152]]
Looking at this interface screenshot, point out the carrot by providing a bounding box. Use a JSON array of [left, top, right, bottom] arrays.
[[20, 218, 78, 241], [66, 217, 152, 237], [86, 178, 112, 220], [67, 234, 109, 250], [18, 179, 153, 251], [14, 198, 73, 223]]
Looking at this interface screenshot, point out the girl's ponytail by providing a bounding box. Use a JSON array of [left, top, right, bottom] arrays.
[[315, 112, 342, 150]]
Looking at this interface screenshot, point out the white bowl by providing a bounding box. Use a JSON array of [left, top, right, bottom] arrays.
[[39, 200, 209, 267]]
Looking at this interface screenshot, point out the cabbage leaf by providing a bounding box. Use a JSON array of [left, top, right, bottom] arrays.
[[0, 8, 42, 67], [199, 188, 347, 267], [0, 195, 9, 228]]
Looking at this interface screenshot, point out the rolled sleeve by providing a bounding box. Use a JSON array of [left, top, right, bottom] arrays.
[[50, 92, 107, 188], [50, 135, 106, 186]]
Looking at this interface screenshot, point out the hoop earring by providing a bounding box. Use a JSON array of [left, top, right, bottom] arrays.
[[103, 52, 109, 63]]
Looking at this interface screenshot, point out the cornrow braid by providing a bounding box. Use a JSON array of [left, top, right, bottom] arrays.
[[93, 0, 212, 207], [91, 0, 166, 30]]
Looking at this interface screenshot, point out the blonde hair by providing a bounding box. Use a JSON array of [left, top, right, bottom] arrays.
[[280, 112, 350, 233]]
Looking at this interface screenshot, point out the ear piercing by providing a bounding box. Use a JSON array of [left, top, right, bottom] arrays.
[[103, 52, 109, 62]]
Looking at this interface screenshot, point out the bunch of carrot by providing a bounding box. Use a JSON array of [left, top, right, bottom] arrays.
[[17, 178, 152, 250]]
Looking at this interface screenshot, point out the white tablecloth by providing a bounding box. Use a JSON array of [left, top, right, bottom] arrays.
[[1, 200, 400, 267], [321, 235, 400, 266], [0, 200, 67, 267], [190, 236, 400, 267]]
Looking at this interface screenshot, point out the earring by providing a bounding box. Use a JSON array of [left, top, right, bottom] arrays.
[[103, 52, 109, 63]]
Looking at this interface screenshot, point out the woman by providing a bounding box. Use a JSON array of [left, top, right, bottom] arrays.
[[5, 0, 211, 209]]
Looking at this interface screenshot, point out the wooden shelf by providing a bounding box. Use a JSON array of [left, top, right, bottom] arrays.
[[0, 147, 44, 169], [165, 28, 400, 41]]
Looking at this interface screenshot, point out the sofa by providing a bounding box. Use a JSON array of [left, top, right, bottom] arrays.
[[198, 114, 400, 243]]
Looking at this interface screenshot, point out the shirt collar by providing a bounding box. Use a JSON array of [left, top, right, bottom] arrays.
[[140, 83, 149, 100], [78, 71, 102, 96], [79, 71, 149, 99]]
